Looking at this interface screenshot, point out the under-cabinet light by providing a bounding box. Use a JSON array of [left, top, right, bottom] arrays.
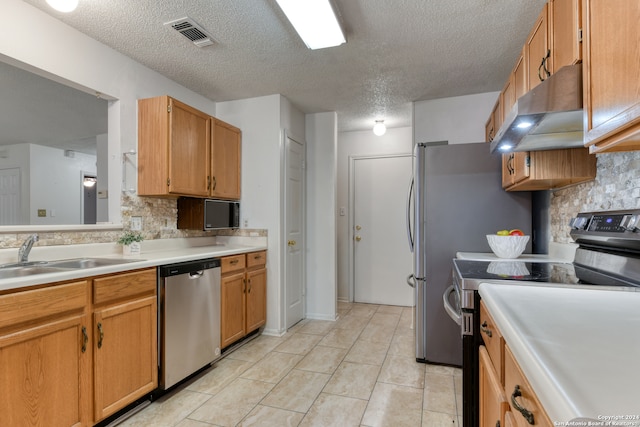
[[46, 0, 78, 13], [275, 0, 346, 50]]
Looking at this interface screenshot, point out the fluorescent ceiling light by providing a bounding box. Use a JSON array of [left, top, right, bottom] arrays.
[[275, 0, 346, 50], [46, 0, 78, 13]]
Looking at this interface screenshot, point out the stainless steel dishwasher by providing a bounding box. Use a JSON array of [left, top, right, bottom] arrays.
[[158, 258, 221, 390]]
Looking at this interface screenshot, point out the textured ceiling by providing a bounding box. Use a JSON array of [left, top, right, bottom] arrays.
[[20, 0, 547, 133]]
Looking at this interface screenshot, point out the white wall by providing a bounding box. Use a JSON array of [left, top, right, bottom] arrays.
[[336, 127, 413, 301], [413, 92, 500, 145], [1, 0, 217, 224], [305, 112, 338, 320], [29, 144, 96, 225], [217, 94, 306, 335]]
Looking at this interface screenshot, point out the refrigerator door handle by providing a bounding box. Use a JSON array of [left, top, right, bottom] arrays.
[[406, 274, 415, 288], [443, 285, 461, 326], [406, 178, 414, 252]]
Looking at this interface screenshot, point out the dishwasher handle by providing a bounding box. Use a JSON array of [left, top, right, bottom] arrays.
[[159, 258, 221, 277], [189, 270, 204, 279]]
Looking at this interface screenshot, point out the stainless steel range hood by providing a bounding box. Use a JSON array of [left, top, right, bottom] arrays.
[[490, 64, 584, 153]]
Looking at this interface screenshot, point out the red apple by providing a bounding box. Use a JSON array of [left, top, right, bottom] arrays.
[[509, 229, 524, 236]]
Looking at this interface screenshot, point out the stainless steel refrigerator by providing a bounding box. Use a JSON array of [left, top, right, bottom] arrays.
[[408, 142, 532, 365]]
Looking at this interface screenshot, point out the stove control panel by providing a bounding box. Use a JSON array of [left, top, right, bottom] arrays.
[[570, 210, 640, 236]]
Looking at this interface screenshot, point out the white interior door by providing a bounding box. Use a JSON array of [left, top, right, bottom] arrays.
[[0, 168, 21, 225], [285, 135, 304, 329], [353, 155, 413, 306]]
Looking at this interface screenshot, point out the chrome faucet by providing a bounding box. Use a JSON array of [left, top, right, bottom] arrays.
[[18, 234, 39, 263]]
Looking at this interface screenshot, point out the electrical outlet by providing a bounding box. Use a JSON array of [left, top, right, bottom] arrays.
[[37, 209, 46, 217], [131, 216, 142, 230]]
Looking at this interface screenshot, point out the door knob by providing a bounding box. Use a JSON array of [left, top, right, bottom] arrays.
[[355, 236, 361, 241], [288, 240, 296, 246], [356, 225, 362, 230]]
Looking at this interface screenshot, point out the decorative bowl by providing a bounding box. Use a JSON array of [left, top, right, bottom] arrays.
[[486, 234, 530, 259]]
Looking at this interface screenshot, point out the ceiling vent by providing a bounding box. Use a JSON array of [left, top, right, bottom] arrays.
[[164, 17, 215, 48]]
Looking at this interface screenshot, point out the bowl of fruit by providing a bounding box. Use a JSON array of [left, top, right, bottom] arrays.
[[486, 229, 529, 259]]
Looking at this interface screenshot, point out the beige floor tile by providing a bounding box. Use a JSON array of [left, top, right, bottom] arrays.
[[368, 312, 400, 327], [376, 305, 404, 315], [322, 361, 380, 400], [287, 319, 310, 333], [349, 304, 379, 318], [188, 377, 273, 426], [298, 393, 368, 427], [358, 323, 396, 345], [175, 419, 215, 427], [361, 382, 423, 427], [318, 327, 361, 349], [296, 345, 348, 374], [378, 355, 425, 388], [333, 314, 370, 331], [186, 357, 253, 395], [273, 332, 323, 355], [387, 333, 415, 358], [337, 301, 353, 310], [344, 339, 390, 366], [297, 320, 335, 335], [422, 410, 458, 426], [423, 372, 457, 415], [424, 363, 458, 376], [118, 389, 211, 427], [262, 369, 331, 412], [238, 405, 304, 427], [241, 351, 303, 383], [226, 335, 288, 363]]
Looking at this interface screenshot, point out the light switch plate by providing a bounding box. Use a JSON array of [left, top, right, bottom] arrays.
[[131, 216, 142, 231]]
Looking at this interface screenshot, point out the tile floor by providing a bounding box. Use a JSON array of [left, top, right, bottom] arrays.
[[118, 302, 462, 427]]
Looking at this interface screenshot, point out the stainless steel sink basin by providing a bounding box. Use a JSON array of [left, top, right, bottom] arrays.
[[46, 257, 142, 269], [0, 265, 71, 280], [0, 257, 143, 280]]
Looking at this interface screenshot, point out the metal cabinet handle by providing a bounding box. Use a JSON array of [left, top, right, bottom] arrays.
[[481, 321, 493, 338], [230, 259, 239, 265], [406, 274, 415, 288], [97, 322, 104, 349], [212, 176, 217, 191], [207, 176, 211, 190], [511, 385, 535, 425], [496, 421, 501, 427], [288, 240, 296, 246], [538, 49, 551, 81], [81, 326, 88, 353], [243, 278, 247, 293], [248, 278, 252, 293]]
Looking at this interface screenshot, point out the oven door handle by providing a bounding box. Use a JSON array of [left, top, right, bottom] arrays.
[[443, 285, 461, 325]]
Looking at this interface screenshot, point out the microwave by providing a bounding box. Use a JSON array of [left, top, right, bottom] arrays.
[[177, 198, 240, 230]]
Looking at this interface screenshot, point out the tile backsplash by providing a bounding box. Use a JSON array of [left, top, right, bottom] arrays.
[[551, 151, 640, 243], [0, 193, 264, 248]]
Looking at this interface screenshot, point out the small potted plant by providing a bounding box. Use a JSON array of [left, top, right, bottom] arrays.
[[117, 231, 144, 256]]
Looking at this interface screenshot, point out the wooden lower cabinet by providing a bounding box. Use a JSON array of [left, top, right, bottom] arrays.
[[0, 268, 157, 426], [480, 301, 553, 427], [221, 251, 267, 348]]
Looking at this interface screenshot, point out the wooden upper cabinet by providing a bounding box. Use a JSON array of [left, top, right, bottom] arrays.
[[211, 118, 242, 200], [549, 0, 582, 73], [138, 95, 211, 197], [582, 0, 640, 153], [525, 3, 550, 90]]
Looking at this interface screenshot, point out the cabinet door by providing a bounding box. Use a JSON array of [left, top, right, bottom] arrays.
[[512, 152, 530, 184], [513, 49, 527, 101], [245, 267, 267, 333], [93, 296, 157, 422], [549, 0, 581, 73], [221, 271, 246, 348], [479, 346, 508, 427], [502, 154, 515, 189], [211, 119, 242, 200], [0, 315, 90, 427], [583, 0, 640, 152], [168, 98, 211, 196], [526, 4, 549, 90]]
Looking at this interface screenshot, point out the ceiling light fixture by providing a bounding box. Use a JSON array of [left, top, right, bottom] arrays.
[[46, 0, 78, 13], [83, 177, 97, 188], [275, 0, 346, 50], [373, 120, 386, 136]]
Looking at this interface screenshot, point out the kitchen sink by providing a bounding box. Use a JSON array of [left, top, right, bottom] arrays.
[[0, 257, 144, 280], [46, 257, 142, 269]]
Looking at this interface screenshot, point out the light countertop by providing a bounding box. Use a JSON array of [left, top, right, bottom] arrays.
[[0, 235, 267, 293], [479, 282, 640, 425]]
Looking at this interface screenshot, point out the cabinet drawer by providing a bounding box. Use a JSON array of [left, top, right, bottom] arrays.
[[480, 301, 504, 384], [221, 254, 246, 274], [0, 281, 88, 330], [93, 268, 156, 305], [246, 251, 267, 269], [504, 345, 552, 427]]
